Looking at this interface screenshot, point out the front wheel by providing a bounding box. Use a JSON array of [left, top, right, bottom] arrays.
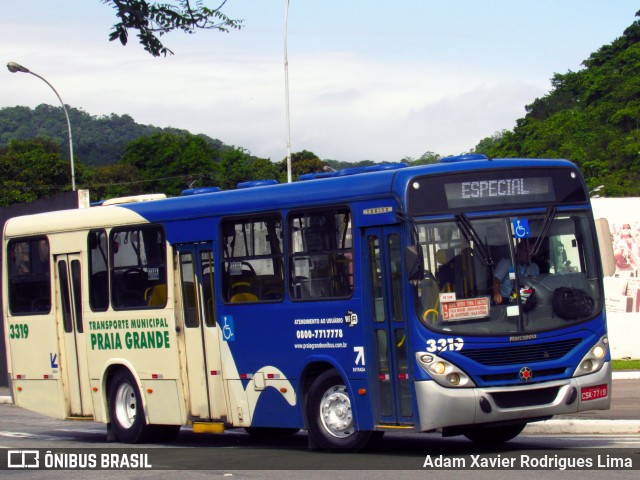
[[306, 369, 378, 451], [463, 423, 527, 444]]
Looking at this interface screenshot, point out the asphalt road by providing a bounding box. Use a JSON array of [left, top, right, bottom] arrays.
[[0, 383, 638, 479]]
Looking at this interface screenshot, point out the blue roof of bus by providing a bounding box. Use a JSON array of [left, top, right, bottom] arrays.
[[120, 158, 578, 223]]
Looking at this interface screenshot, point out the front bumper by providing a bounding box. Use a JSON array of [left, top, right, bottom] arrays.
[[414, 361, 611, 432]]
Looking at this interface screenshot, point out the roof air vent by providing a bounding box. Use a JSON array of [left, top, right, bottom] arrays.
[[181, 187, 221, 196], [237, 180, 278, 189], [440, 154, 488, 163]]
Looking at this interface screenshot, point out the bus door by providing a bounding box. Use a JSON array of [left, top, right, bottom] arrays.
[[177, 244, 227, 421], [54, 254, 92, 417], [365, 226, 415, 427]]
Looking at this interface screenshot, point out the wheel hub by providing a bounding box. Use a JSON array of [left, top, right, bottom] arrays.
[[320, 386, 353, 438], [114, 382, 137, 429]]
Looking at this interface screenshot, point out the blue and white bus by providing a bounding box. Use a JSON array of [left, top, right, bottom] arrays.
[[2, 155, 614, 450]]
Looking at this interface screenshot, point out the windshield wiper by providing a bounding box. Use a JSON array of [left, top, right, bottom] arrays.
[[455, 214, 494, 266], [530, 206, 556, 257]]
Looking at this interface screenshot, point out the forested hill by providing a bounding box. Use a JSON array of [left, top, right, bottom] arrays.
[[0, 105, 226, 166], [476, 10, 640, 197]]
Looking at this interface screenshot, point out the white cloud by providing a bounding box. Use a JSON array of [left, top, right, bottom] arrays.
[[272, 55, 548, 161], [3, 30, 547, 163]]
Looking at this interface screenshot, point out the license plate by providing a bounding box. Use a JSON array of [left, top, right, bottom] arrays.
[[581, 384, 608, 401]]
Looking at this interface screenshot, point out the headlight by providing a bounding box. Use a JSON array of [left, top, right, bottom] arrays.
[[574, 335, 609, 377], [416, 352, 475, 388]]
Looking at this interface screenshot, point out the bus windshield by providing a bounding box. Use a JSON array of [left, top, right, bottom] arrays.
[[414, 211, 603, 335]]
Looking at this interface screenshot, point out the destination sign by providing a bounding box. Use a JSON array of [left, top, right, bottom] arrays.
[[445, 176, 555, 209], [407, 166, 588, 215]]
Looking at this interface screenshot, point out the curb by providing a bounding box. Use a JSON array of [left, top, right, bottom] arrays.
[[524, 419, 640, 435], [612, 371, 640, 380]]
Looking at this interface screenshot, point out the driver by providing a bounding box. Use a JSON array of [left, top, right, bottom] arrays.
[[492, 240, 539, 305]]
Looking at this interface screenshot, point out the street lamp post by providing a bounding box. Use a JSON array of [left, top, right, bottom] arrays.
[[7, 61, 76, 191], [284, 0, 292, 183]]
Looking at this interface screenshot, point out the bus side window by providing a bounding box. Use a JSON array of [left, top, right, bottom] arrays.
[[110, 225, 167, 310], [221, 214, 284, 303], [7, 237, 51, 315], [89, 230, 109, 311], [289, 207, 353, 301]]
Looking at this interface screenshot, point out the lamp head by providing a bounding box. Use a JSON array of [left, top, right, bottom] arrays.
[[7, 62, 30, 74]]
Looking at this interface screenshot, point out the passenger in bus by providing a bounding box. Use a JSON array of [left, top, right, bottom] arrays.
[[434, 248, 455, 292], [492, 240, 539, 305]]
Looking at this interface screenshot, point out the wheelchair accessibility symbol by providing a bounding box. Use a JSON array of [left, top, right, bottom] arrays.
[[222, 315, 235, 342], [512, 219, 530, 238]]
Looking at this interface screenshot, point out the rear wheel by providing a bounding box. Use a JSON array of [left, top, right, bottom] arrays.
[[306, 369, 377, 451], [108, 369, 150, 443], [463, 423, 527, 444]]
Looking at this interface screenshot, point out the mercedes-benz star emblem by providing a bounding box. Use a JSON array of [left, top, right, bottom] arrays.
[[519, 366, 533, 383]]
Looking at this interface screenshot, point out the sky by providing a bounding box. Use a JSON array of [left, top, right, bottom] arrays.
[[1, 1, 638, 163]]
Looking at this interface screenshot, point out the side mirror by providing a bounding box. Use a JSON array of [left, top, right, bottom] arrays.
[[405, 245, 424, 283], [595, 218, 615, 277]]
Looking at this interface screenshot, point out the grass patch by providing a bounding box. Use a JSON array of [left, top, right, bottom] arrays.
[[612, 359, 640, 370]]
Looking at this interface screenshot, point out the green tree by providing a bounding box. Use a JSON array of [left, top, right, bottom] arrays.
[[407, 151, 442, 165], [0, 138, 84, 206], [278, 150, 326, 179], [473, 131, 507, 156], [324, 159, 376, 171], [216, 147, 279, 189], [86, 163, 144, 201], [104, 0, 243, 56], [120, 132, 221, 195]]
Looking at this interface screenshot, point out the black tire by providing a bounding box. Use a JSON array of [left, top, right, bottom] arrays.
[[108, 369, 150, 443], [463, 423, 526, 444], [306, 369, 377, 451]]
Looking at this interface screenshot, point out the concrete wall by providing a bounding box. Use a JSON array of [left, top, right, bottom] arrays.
[[607, 313, 640, 359]]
